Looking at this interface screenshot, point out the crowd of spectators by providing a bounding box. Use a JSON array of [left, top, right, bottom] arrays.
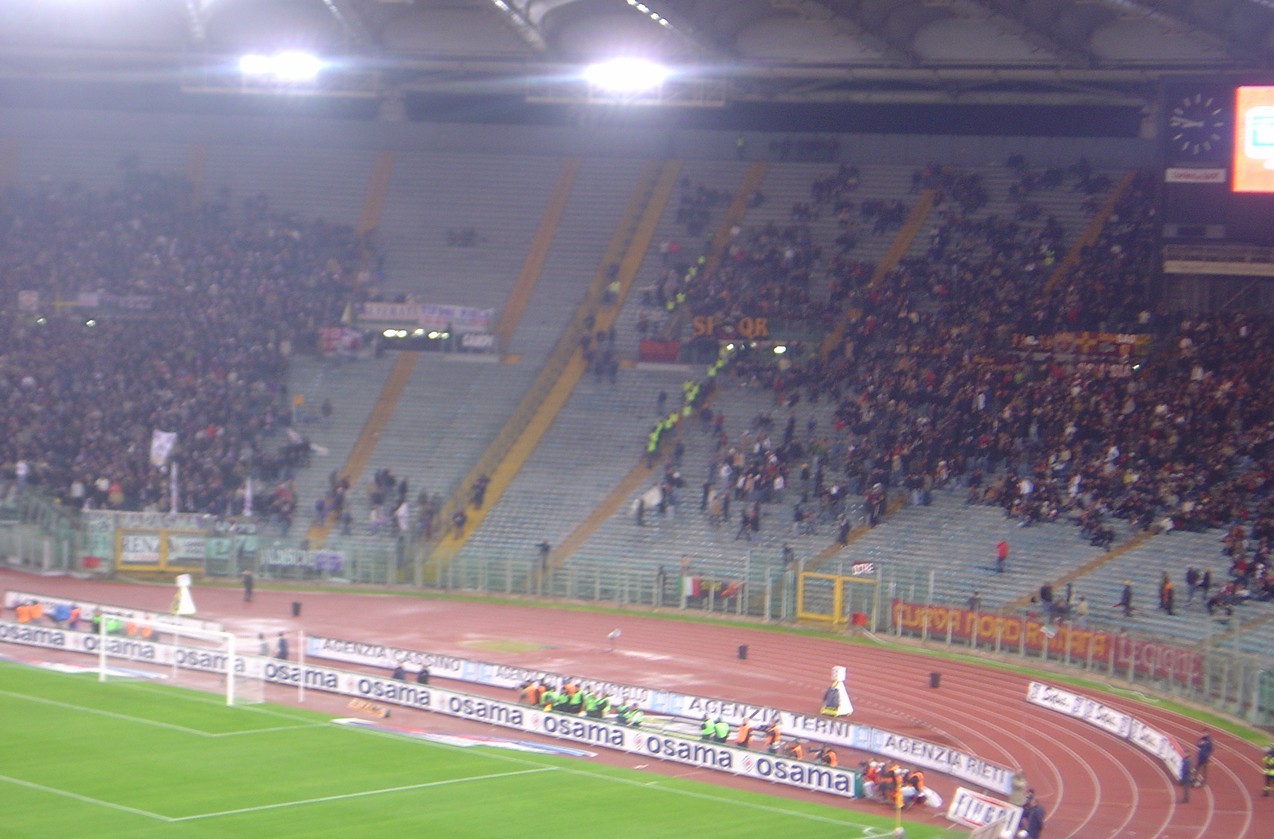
[[0, 169, 366, 517], [690, 157, 1274, 607], [644, 160, 905, 348]]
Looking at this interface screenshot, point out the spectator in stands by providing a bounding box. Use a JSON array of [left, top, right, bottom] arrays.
[[1159, 573, 1176, 616], [1073, 596, 1090, 629], [1038, 581, 1056, 622], [470, 475, 490, 509], [1115, 581, 1135, 617], [1185, 567, 1201, 605]]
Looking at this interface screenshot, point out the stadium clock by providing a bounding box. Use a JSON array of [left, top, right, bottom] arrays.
[[1167, 91, 1229, 159]]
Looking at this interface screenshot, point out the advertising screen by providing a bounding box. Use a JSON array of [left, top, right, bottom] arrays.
[[1234, 86, 1274, 192]]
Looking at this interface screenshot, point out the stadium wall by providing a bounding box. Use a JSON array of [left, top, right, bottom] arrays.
[[0, 106, 1154, 169]]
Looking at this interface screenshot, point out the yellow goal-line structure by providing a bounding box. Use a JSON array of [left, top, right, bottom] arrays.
[[795, 563, 882, 630]]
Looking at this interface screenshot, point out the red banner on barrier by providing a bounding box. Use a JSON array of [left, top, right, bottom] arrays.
[[890, 600, 1202, 686], [638, 339, 681, 363]]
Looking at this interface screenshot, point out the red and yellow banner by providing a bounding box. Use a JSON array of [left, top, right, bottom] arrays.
[[1012, 331, 1151, 360], [891, 600, 1201, 685]]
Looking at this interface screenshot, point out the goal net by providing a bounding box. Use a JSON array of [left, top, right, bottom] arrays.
[[95, 615, 265, 706]]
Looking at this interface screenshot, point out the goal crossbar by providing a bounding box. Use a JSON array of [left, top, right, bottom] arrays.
[[96, 617, 259, 706]]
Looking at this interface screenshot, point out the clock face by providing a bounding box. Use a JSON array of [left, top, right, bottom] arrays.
[[1168, 92, 1228, 158]]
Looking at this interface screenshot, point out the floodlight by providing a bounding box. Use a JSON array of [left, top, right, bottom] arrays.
[[583, 57, 669, 94], [273, 51, 322, 82], [238, 51, 322, 83]]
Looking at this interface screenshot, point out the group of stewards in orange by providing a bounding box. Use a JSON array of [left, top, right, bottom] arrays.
[[13, 601, 47, 623], [862, 760, 929, 809], [713, 715, 839, 766], [14, 600, 87, 628], [12, 601, 158, 639]]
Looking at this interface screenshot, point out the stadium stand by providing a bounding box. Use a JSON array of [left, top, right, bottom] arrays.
[[3, 116, 1273, 647]]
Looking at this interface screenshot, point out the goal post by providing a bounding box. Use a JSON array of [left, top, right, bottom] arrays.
[[95, 615, 265, 706], [796, 564, 881, 630]]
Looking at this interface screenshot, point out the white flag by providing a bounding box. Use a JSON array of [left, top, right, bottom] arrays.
[[244, 477, 254, 518], [150, 430, 177, 468]]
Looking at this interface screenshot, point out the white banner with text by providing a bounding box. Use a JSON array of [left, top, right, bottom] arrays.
[[1026, 681, 1183, 778], [305, 632, 1015, 793]]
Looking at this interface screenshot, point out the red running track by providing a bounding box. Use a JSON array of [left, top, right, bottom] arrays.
[[3, 570, 1267, 838]]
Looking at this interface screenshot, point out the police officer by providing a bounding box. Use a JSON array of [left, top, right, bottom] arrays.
[[1262, 744, 1274, 797], [1194, 731, 1213, 786]]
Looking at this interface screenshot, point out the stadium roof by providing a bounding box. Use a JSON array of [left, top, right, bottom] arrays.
[[0, 0, 1271, 108]]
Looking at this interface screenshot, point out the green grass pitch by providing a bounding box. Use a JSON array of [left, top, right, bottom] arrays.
[[0, 661, 960, 838]]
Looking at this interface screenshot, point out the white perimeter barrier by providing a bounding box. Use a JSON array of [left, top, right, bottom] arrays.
[[1026, 681, 1185, 778], [946, 786, 1022, 839], [305, 632, 1018, 794]]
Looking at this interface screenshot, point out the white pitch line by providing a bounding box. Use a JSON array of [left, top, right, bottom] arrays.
[[209, 722, 329, 737], [0, 688, 321, 738], [0, 688, 215, 736], [0, 774, 172, 822], [168, 767, 557, 822], [117, 679, 328, 725]]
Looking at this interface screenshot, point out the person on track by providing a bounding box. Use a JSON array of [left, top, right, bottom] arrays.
[[1194, 731, 1214, 786], [1262, 744, 1274, 797]]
